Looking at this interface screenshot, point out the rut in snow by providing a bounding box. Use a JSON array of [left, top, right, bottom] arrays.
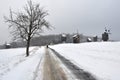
[[43, 47, 67, 80]]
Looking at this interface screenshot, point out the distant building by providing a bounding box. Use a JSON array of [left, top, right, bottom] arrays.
[[61, 34, 67, 43], [5, 43, 11, 49], [102, 32, 109, 41], [73, 34, 80, 43], [87, 38, 92, 42], [93, 36, 98, 42], [102, 28, 110, 41]]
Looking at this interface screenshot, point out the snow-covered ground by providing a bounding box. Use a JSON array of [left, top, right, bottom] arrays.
[[0, 42, 120, 80], [0, 47, 45, 80], [50, 42, 120, 80]]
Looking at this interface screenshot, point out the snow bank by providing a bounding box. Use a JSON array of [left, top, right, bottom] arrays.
[[50, 42, 120, 80]]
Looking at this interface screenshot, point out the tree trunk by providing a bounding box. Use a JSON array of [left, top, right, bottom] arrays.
[[26, 36, 30, 57]]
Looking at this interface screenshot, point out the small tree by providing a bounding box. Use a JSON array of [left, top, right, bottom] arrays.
[[4, 0, 51, 56]]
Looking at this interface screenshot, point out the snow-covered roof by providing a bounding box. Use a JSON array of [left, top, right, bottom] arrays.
[[73, 35, 77, 37], [61, 34, 66, 37], [73, 34, 79, 38], [87, 38, 92, 41], [6, 43, 11, 46]]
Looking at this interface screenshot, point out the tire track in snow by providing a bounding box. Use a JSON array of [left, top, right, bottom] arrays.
[[43, 47, 67, 80], [33, 49, 44, 80]]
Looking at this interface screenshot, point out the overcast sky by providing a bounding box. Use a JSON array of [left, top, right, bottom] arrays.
[[0, 0, 120, 44]]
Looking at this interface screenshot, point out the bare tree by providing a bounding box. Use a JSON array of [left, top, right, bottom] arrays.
[[4, 0, 51, 56]]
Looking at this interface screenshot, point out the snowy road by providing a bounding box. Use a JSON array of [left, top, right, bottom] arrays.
[[47, 47, 97, 80], [43, 47, 67, 80]]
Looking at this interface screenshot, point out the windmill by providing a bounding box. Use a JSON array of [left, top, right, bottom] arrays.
[[102, 27, 111, 41]]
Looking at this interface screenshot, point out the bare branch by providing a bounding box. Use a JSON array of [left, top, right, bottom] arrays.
[[4, 0, 51, 56]]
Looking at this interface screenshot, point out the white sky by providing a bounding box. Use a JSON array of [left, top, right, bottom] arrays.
[[0, 0, 120, 44]]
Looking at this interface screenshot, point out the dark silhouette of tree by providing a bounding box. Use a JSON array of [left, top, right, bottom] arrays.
[[4, 0, 51, 56]]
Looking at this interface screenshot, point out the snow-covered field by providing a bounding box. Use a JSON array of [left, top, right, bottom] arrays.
[[50, 42, 120, 80], [0, 42, 120, 80], [0, 47, 45, 80]]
